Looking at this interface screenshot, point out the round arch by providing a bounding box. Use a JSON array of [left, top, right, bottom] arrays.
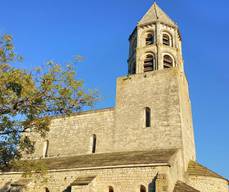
[[141, 30, 155, 46], [162, 31, 173, 47], [142, 52, 156, 72], [162, 53, 176, 69], [140, 184, 146, 192]]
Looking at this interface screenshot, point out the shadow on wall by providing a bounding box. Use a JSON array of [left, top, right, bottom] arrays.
[[148, 176, 156, 192], [0, 182, 23, 192], [63, 186, 71, 192]]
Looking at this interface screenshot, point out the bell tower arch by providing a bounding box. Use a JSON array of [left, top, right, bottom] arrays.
[[128, 3, 183, 75]]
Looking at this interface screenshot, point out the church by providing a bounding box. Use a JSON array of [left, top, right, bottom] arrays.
[[0, 3, 228, 192]]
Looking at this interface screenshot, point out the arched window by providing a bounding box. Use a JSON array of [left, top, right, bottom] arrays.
[[109, 186, 114, 192], [45, 187, 50, 192], [43, 140, 49, 158], [90, 134, 96, 153], [163, 33, 172, 46], [140, 185, 146, 192], [146, 33, 154, 45], [144, 54, 155, 72], [163, 55, 174, 69], [145, 107, 151, 128]]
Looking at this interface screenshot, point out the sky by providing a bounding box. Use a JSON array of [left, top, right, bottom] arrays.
[[0, 0, 228, 178]]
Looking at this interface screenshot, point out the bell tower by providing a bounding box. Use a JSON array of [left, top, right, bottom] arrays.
[[128, 3, 184, 74], [114, 3, 196, 171]]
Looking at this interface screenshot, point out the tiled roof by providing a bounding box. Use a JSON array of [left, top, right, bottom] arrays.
[[14, 149, 177, 171], [138, 2, 177, 27], [187, 161, 227, 181], [173, 181, 200, 192]]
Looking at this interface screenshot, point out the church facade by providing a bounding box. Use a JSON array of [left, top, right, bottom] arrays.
[[0, 3, 228, 192]]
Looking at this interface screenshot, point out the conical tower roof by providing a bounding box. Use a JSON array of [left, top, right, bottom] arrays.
[[138, 3, 177, 27]]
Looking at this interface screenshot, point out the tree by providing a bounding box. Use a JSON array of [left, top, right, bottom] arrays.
[[0, 34, 98, 170]]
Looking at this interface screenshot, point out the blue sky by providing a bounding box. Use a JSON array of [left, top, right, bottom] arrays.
[[1, 0, 228, 178]]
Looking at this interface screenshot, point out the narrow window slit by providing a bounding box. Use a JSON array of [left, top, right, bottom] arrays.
[[91, 134, 96, 153], [109, 186, 114, 192], [145, 107, 151, 128]]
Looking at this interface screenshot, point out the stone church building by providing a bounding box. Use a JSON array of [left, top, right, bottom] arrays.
[[0, 3, 228, 192]]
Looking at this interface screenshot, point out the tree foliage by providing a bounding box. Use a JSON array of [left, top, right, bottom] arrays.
[[0, 34, 98, 170]]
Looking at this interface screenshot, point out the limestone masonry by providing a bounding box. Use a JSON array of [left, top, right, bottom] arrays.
[[0, 3, 228, 192]]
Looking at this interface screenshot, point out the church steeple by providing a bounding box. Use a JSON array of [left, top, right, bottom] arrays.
[[128, 3, 183, 75], [138, 3, 177, 27]]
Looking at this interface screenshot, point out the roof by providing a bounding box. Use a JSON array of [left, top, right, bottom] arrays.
[[14, 149, 177, 171], [138, 3, 177, 27], [187, 161, 227, 181], [173, 181, 200, 192], [71, 176, 96, 186]]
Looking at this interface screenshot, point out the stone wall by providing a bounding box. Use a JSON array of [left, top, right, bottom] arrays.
[[177, 73, 196, 170], [114, 68, 192, 155], [25, 67, 196, 179], [0, 165, 171, 192], [28, 108, 115, 159], [187, 176, 228, 192]]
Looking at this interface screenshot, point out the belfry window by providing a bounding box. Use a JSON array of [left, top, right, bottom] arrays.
[[140, 185, 146, 192], [43, 140, 49, 158], [145, 107, 151, 128], [163, 33, 172, 46], [90, 134, 97, 153], [144, 54, 155, 72], [163, 55, 173, 69], [146, 33, 154, 45], [109, 186, 114, 192]]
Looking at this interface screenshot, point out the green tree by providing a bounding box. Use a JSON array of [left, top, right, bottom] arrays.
[[0, 34, 98, 170]]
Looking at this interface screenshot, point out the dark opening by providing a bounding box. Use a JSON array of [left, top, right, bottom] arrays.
[[144, 54, 154, 72], [146, 33, 154, 45], [140, 185, 146, 192], [45, 187, 50, 192], [145, 107, 151, 127], [109, 186, 114, 192], [163, 34, 170, 46], [163, 55, 173, 69], [92, 134, 96, 153], [43, 140, 49, 158]]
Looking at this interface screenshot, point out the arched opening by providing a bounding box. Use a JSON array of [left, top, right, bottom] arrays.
[[163, 33, 172, 46], [109, 186, 114, 192], [163, 55, 174, 69], [140, 185, 146, 192], [45, 187, 50, 192], [145, 107, 151, 128], [43, 140, 49, 158], [146, 33, 154, 45], [144, 54, 155, 72], [90, 134, 96, 153]]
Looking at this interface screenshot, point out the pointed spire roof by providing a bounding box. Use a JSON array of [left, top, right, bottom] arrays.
[[138, 3, 177, 27]]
